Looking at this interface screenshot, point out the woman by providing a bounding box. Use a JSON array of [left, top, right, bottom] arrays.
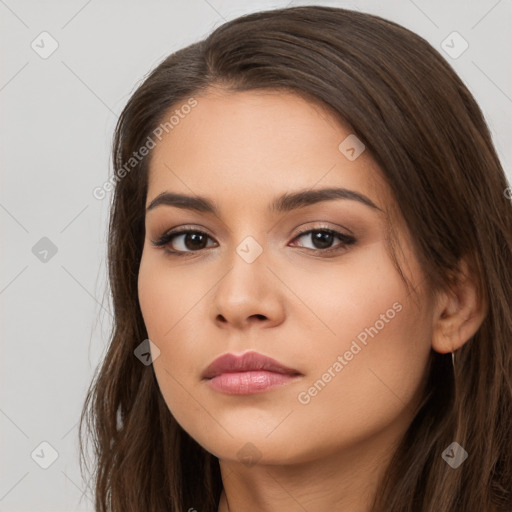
[[79, 5, 512, 511]]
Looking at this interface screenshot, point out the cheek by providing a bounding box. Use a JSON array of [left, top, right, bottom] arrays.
[[138, 254, 209, 429], [282, 247, 432, 446], [296, 308, 431, 459], [280, 242, 411, 362], [137, 250, 215, 364], [137, 251, 198, 340], [138, 264, 203, 382]]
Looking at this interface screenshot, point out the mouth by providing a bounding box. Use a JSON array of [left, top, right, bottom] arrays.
[[202, 351, 302, 395]]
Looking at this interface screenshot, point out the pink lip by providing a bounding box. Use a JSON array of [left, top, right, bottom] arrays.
[[202, 351, 302, 395]]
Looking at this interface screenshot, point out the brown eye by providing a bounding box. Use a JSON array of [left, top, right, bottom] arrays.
[[152, 229, 216, 254], [291, 228, 356, 253], [151, 226, 356, 257]]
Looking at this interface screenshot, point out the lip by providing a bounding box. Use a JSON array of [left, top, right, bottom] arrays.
[[202, 351, 302, 395]]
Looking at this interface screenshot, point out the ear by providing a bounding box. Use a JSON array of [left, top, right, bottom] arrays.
[[431, 258, 488, 354]]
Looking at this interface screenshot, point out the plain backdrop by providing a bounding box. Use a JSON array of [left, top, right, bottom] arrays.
[[1, 0, 511, 510]]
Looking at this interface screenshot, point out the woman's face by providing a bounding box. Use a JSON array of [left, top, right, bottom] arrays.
[[138, 89, 436, 466]]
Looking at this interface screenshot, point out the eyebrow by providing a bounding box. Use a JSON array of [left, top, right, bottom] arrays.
[[145, 187, 383, 214]]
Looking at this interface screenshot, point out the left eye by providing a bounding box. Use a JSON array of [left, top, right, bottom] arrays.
[[151, 227, 356, 255], [291, 228, 356, 252]]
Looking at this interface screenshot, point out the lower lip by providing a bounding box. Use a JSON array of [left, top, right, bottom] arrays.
[[205, 371, 300, 395]]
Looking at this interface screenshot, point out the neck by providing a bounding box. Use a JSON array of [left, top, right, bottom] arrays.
[[216, 427, 401, 512]]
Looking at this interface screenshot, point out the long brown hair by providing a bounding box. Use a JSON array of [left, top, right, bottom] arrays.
[[79, 5, 512, 511]]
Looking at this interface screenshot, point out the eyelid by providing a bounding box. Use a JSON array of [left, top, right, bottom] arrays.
[[153, 222, 351, 240], [292, 223, 354, 240], [151, 224, 215, 247]]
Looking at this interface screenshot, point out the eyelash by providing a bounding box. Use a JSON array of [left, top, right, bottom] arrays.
[[151, 225, 356, 257]]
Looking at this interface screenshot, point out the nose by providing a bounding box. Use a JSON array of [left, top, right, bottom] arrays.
[[211, 246, 286, 331]]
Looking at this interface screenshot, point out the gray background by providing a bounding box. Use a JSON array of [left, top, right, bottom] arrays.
[[1, 0, 511, 510]]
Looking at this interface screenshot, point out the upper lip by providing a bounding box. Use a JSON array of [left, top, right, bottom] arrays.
[[202, 351, 302, 379]]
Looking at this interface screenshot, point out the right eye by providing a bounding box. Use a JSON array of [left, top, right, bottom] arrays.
[[151, 228, 218, 256]]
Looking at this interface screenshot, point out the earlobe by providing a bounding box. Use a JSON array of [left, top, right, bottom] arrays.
[[431, 258, 487, 354]]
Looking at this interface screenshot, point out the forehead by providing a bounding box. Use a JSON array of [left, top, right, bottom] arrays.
[[146, 89, 389, 211]]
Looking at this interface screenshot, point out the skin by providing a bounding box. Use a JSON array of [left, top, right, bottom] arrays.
[[137, 89, 486, 511]]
